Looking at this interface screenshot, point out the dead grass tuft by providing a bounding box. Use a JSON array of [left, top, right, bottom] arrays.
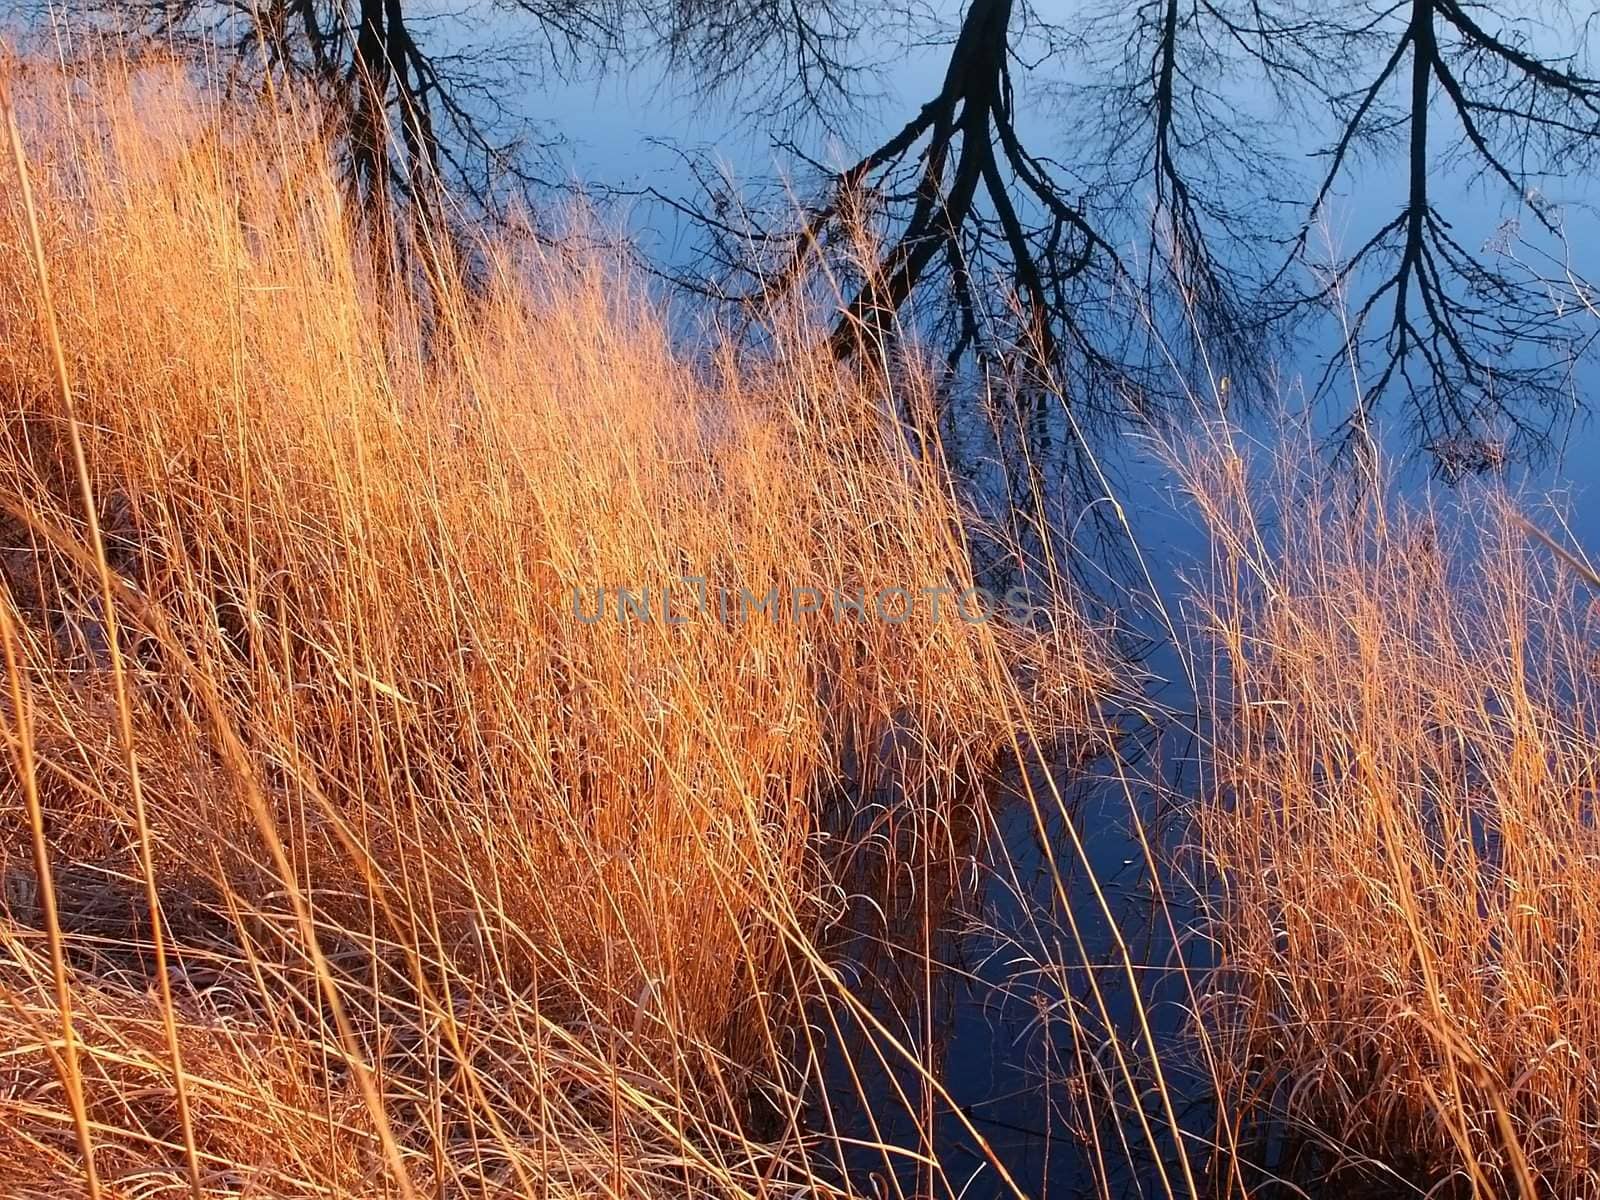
[[1185, 431, 1600, 1197]]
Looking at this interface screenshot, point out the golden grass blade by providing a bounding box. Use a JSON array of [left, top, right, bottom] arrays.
[[0, 602, 102, 1200], [3, 86, 206, 1200]]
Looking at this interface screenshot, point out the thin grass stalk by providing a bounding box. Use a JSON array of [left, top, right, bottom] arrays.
[[5, 84, 199, 1200]]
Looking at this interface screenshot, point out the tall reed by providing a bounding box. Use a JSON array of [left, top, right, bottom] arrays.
[[0, 58, 1108, 1198], [1184, 429, 1600, 1197]]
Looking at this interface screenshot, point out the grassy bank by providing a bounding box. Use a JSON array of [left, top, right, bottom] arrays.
[[0, 62, 1106, 1198], [6, 52, 1600, 1200]]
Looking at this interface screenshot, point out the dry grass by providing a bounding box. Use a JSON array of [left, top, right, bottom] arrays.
[[0, 58, 1109, 1198], [1184, 429, 1600, 1197], [13, 46, 1598, 1200]]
